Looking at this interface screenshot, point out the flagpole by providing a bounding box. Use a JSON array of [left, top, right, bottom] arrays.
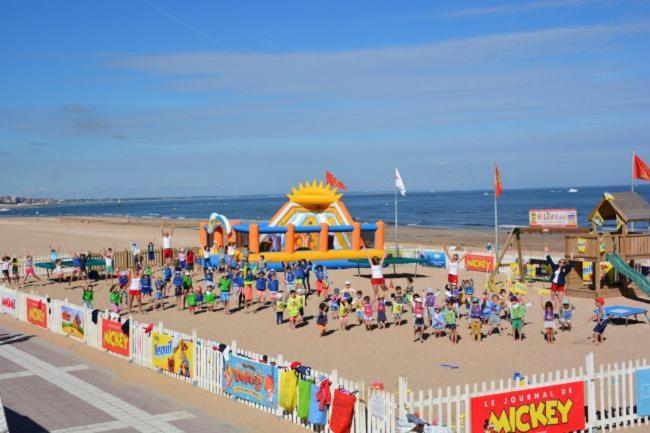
[[494, 184, 498, 261], [394, 169, 399, 256], [631, 152, 636, 231]]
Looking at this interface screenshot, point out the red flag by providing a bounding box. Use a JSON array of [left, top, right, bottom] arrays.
[[633, 153, 650, 181], [326, 171, 347, 190], [494, 163, 503, 198]]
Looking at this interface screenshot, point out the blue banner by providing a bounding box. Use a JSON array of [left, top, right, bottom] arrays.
[[421, 251, 446, 268], [637, 368, 650, 417], [223, 355, 278, 409]]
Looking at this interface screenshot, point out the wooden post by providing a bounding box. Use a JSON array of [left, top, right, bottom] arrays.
[[489, 228, 516, 282], [594, 233, 602, 294], [515, 230, 524, 282]]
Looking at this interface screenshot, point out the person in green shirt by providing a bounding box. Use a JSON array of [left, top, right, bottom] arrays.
[[82, 282, 94, 309], [218, 274, 232, 315], [186, 288, 197, 315], [509, 296, 527, 341], [109, 284, 121, 313], [204, 286, 217, 312], [182, 271, 193, 310], [443, 300, 458, 344]]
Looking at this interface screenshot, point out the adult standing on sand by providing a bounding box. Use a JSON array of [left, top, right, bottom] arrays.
[[443, 245, 469, 287], [545, 248, 573, 308], [365, 248, 388, 299], [161, 223, 175, 265], [128, 268, 144, 314]]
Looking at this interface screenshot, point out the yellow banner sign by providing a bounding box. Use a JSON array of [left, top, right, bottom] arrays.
[[152, 332, 193, 378]]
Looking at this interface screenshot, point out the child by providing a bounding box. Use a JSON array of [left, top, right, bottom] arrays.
[[338, 298, 349, 331], [284, 266, 296, 299], [443, 300, 458, 344], [82, 282, 94, 309], [219, 274, 232, 314], [362, 296, 374, 331], [287, 290, 300, 329], [469, 297, 483, 342], [487, 294, 502, 335], [329, 289, 340, 319], [315, 265, 326, 297], [376, 295, 387, 329], [232, 270, 244, 309], [109, 284, 121, 313], [195, 286, 203, 310], [541, 299, 556, 344], [405, 278, 415, 311], [591, 297, 608, 345], [296, 289, 306, 323], [354, 291, 365, 326], [274, 296, 286, 324], [559, 298, 575, 331], [392, 294, 404, 326], [431, 306, 445, 337], [413, 296, 425, 342], [243, 267, 254, 313], [187, 288, 197, 314], [172, 270, 183, 310], [255, 271, 268, 309], [118, 270, 129, 305], [53, 259, 65, 283], [163, 265, 173, 295], [424, 288, 436, 326], [182, 271, 193, 309], [509, 296, 526, 341], [316, 302, 329, 337], [141, 273, 153, 299], [154, 278, 165, 311], [319, 279, 330, 299], [267, 271, 280, 302], [204, 284, 216, 312]]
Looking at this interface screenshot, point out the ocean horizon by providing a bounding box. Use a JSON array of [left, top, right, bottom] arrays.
[[2, 184, 648, 230]]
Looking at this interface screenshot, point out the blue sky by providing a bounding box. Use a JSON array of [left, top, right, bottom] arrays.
[[1, 0, 649, 198]]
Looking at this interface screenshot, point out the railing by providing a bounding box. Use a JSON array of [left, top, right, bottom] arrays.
[[1, 283, 649, 433]]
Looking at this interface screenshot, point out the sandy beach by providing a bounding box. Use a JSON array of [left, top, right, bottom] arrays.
[[1, 216, 647, 395]]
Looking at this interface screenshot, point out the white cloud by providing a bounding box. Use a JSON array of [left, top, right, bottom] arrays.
[[443, 0, 598, 18]]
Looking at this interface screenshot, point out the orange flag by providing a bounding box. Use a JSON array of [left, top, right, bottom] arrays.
[[494, 162, 503, 197], [325, 171, 347, 190], [633, 153, 650, 181]]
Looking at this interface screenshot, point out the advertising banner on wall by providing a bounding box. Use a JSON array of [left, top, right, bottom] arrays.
[[102, 319, 129, 357], [1, 290, 16, 316], [26, 297, 47, 328], [151, 332, 193, 378], [61, 305, 84, 339], [529, 209, 578, 228], [465, 254, 495, 273], [223, 355, 278, 409], [470, 381, 585, 433]]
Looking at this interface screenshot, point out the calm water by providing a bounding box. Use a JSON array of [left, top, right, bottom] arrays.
[[2, 185, 649, 229]]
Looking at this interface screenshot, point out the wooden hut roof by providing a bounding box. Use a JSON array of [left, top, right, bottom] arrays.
[[588, 192, 650, 223]]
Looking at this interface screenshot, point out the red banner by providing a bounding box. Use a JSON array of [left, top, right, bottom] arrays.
[[26, 298, 47, 328], [470, 381, 585, 433], [102, 319, 130, 357], [465, 254, 494, 272]]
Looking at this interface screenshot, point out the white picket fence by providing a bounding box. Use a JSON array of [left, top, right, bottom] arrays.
[[1, 283, 648, 433]]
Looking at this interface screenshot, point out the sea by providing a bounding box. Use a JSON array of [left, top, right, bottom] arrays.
[[1, 185, 649, 230]]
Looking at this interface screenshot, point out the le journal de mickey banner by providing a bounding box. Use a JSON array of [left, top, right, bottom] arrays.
[[471, 381, 585, 433]]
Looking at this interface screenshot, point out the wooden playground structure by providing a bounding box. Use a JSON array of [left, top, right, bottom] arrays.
[[493, 192, 650, 296]]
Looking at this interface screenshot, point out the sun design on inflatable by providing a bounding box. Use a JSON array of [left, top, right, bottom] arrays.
[[287, 180, 342, 210]]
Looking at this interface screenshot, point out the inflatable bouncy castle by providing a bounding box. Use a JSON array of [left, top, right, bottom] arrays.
[[199, 181, 385, 267]]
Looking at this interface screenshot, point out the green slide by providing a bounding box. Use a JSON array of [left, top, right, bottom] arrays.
[[606, 253, 650, 295]]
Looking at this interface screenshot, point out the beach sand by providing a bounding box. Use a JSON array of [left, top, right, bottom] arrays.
[[1, 217, 647, 394]]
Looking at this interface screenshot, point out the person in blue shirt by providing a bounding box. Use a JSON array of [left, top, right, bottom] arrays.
[[141, 273, 153, 298], [591, 297, 608, 344], [172, 271, 184, 310], [267, 271, 280, 300], [293, 263, 305, 293], [255, 271, 268, 309], [284, 265, 296, 300], [301, 260, 312, 293], [315, 265, 327, 298]]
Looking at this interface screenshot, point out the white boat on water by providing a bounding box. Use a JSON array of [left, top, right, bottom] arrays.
[[568, 188, 578, 193], [0, 208, 10, 212]]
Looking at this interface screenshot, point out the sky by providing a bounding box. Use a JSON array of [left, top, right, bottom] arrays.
[[1, 0, 649, 198]]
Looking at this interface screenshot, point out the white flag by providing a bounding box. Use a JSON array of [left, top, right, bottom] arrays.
[[394, 167, 406, 196]]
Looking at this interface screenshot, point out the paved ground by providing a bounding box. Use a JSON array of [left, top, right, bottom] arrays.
[[0, 325, 240, 433]]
